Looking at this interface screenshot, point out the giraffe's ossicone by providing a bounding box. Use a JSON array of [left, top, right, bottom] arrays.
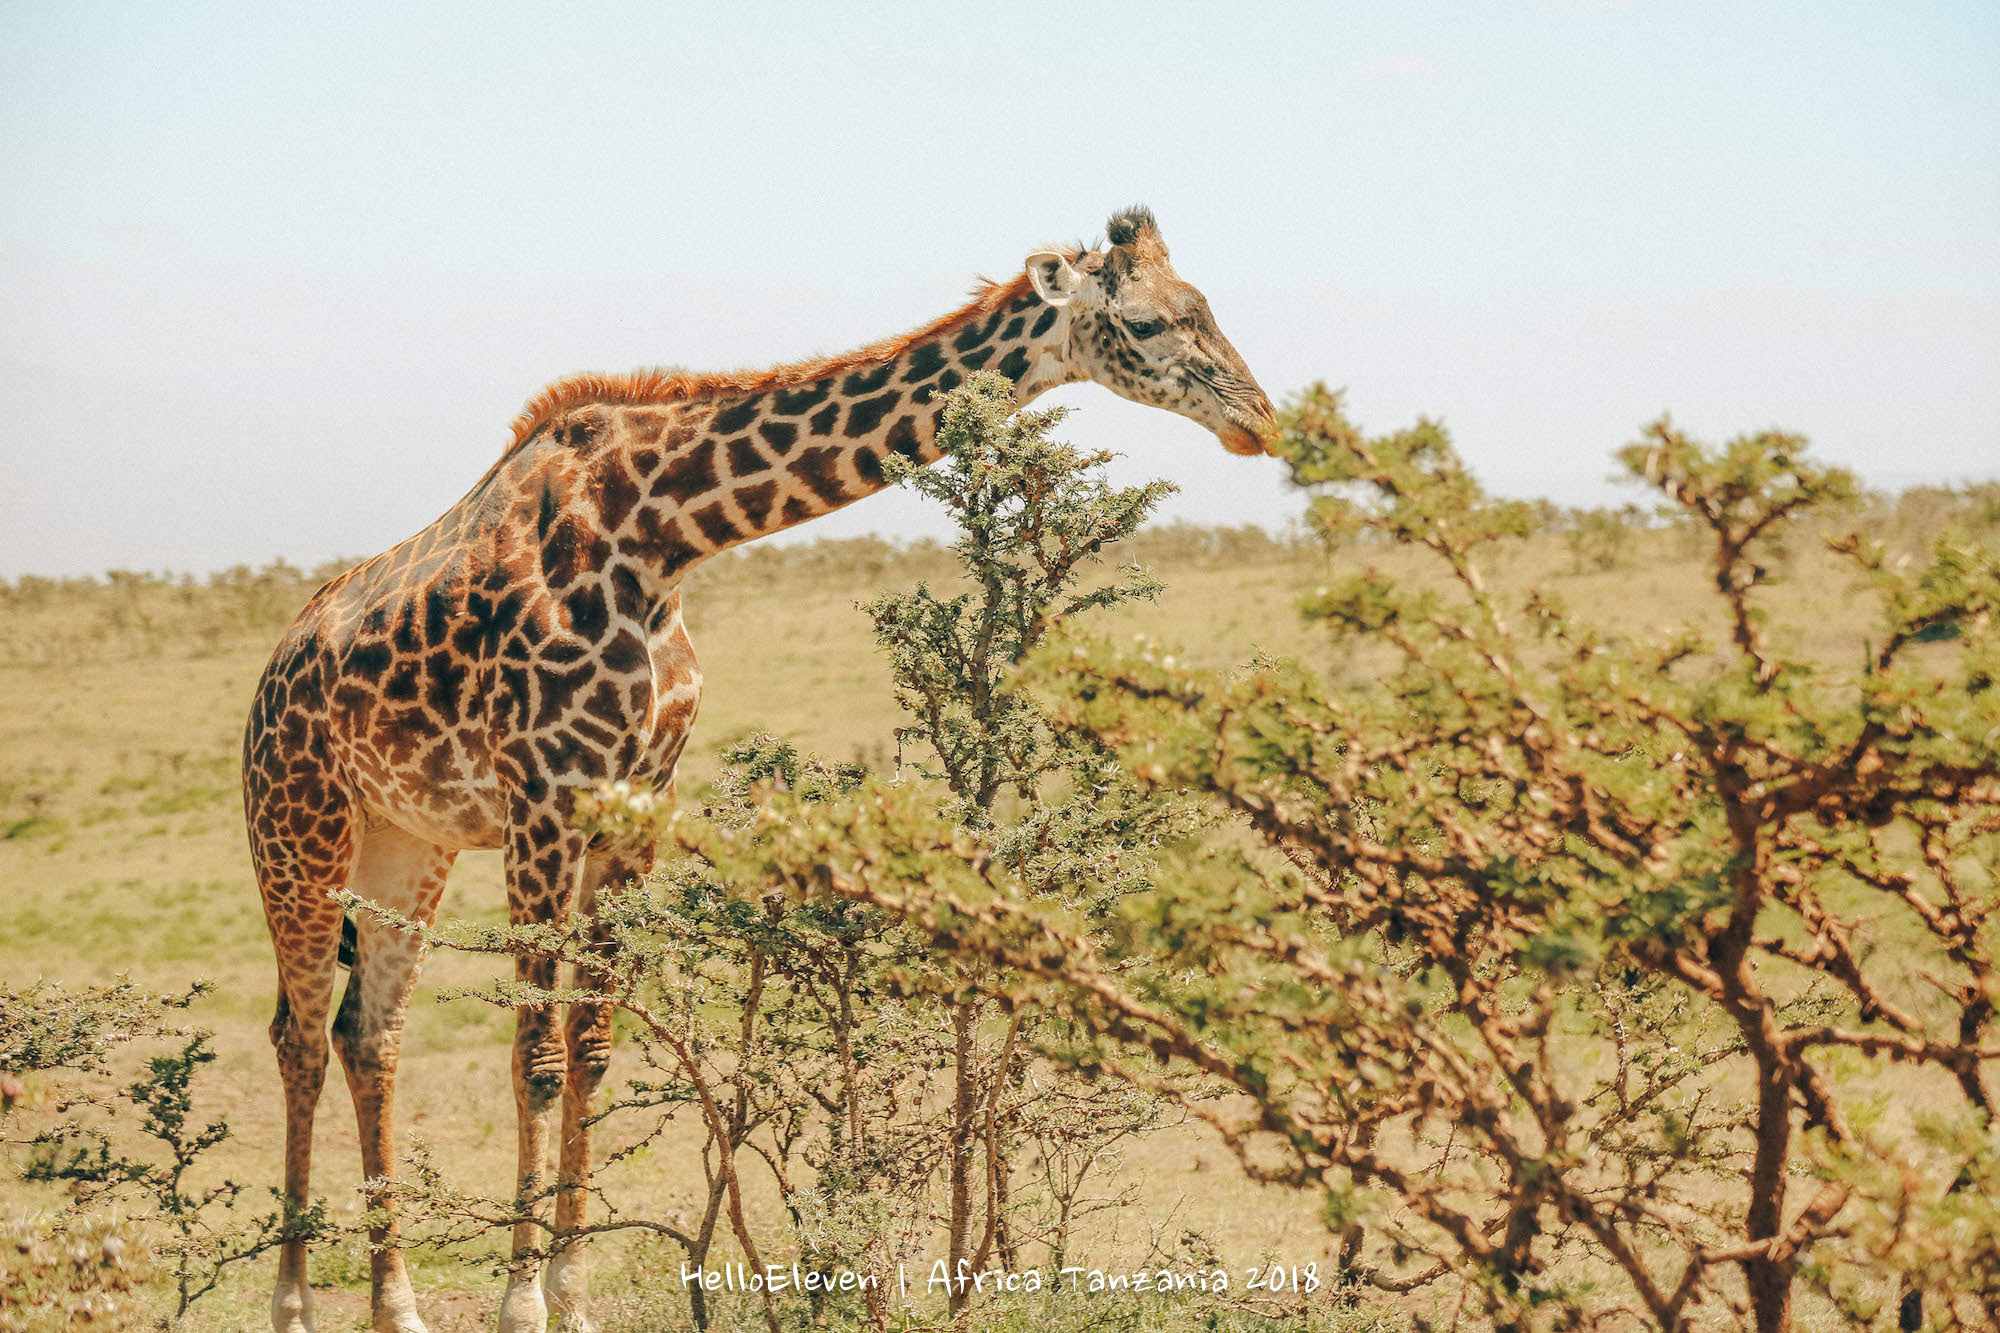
[[242, 206, 1274, 1333]]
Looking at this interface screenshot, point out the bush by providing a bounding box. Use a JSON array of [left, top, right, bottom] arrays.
[[2, 978, 319, 1328], [708, 385, 2000, 1332]]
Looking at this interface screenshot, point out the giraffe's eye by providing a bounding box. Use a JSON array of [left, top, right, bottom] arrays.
[[1127, 317, 1165, 341]]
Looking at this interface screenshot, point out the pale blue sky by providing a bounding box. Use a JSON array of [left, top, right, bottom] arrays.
[[3, 1, 1995, 576]]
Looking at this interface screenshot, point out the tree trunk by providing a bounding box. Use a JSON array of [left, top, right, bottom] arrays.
[[946, 998, 977, 1315], [1743, 1037, 1794, 1332]]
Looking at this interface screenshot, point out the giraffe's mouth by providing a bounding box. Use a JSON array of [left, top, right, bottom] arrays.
[[1218, 425, 1266, 456], [1218, 413, 1280, 457]]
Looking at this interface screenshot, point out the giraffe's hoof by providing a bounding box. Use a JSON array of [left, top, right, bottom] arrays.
[[543, 1248, 593, 1333], [271, 1282, 316, 1333], [370, 1270, 430, 1332], [495, 1275, 548, 1333], [371, 1306, 430, 1333]]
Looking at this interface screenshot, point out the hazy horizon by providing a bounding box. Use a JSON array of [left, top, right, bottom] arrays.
[[4, 1, 1996, 579]]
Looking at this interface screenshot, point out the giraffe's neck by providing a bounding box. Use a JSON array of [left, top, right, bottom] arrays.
[[601, 285, 1073, 582]]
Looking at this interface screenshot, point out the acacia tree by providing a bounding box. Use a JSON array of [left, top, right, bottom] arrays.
[[693, 388, 2000, 1331], [667, 374, 1194, 1316], [857, 373, 1187, 1310]]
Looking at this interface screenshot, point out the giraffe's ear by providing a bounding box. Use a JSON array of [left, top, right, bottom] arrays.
[[1025, 251, 1083, 307]]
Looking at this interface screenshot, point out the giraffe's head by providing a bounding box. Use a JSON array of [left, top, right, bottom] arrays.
[[1025, 207, 1277, 456]]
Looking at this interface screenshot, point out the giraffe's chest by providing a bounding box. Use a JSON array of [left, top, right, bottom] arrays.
[[626, 607, 704, 782], [330, 595, 703, 849]]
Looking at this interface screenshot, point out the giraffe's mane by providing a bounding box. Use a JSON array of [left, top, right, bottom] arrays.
[[505, 268, 1045, 452]]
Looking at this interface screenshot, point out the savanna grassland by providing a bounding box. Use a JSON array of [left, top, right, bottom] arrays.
[[2, 482, 1995, 1332]]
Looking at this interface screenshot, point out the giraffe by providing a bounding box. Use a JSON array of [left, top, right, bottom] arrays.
[[242, 206, 1275, 1333]]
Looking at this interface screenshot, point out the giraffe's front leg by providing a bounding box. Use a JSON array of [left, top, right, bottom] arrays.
[[497, 812, 587, 1333], [332, 824, 456, 1333], [543, 842, 655, 1333]]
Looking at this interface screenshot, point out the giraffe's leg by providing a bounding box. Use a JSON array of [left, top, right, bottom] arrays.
[[253, 778, 357, 1333], [498, 808, 588, 1333], [331, 822, 456, 1333], [543, 840, 656, 1333]]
